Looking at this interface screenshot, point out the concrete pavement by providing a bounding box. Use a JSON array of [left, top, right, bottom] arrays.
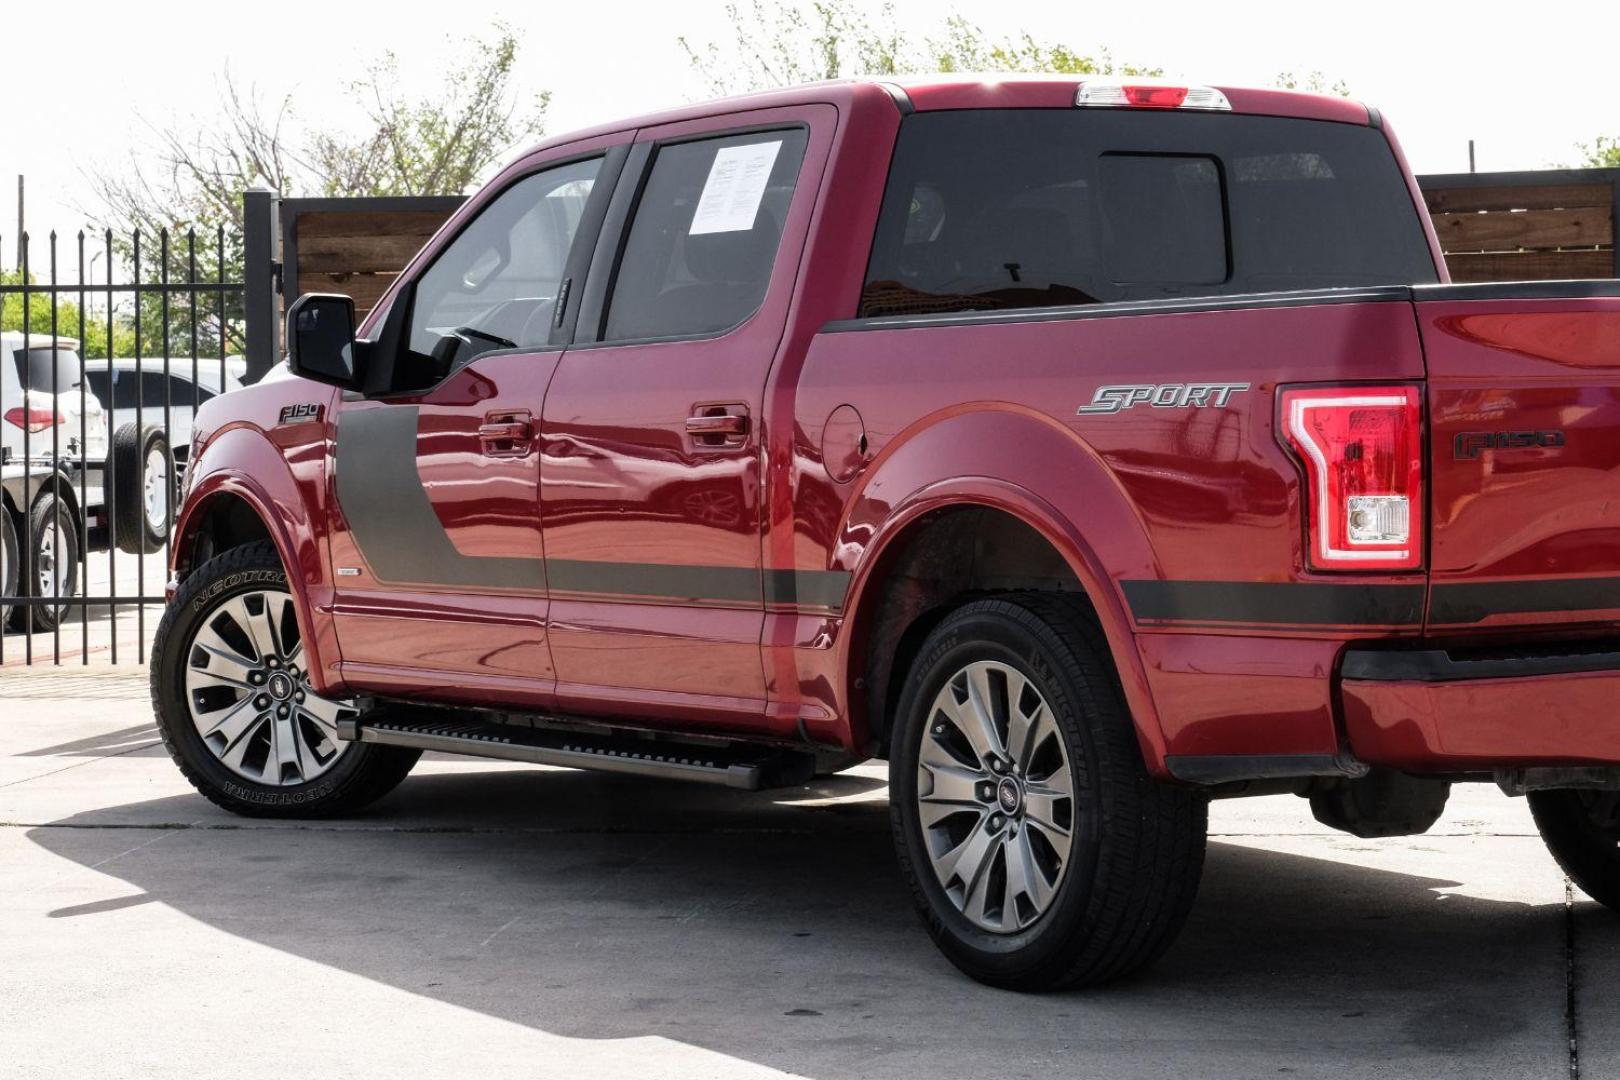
[[0, 665, 1610, 1079]]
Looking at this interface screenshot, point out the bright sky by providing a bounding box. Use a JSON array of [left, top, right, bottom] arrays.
[[3, 0, 1617, 254]]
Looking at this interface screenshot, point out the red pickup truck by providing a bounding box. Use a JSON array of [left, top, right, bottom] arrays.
[[152, 76, 1620, 990]]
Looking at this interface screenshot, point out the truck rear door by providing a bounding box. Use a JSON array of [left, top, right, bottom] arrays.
[[1419, 282, 1620, 633]]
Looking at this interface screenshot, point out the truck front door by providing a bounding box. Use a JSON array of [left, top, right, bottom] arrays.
[[326, 143, 624, 703]]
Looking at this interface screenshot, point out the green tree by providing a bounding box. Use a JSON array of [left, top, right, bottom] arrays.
[[1, 268, 136, 360], [679, 2, 1159, 96], [1273, 71, 1353, 97], [84, 23, 546, 357], [1575, 136, 1620, 167]]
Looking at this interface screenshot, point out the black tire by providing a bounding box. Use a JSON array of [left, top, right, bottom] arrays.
[[13, 492, 81, 632], [0, 506, 18, 626], [1529, 789, 1620, 909], [151, 540, 420, 818], [112, 422, 173, 555], [890, 593, 1207, 990]]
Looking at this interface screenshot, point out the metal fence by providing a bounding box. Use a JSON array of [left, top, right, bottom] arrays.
[[1, 225, 244, 666]]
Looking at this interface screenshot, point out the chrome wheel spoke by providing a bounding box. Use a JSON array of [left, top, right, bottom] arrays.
[[190, 644, 259, 689], [934, 818, 997, 898], [959, 664, 1007, 762], [1004, 829, 1055, 927], [918, 761, 983, 806], [961, 843, 999, 927], [298, 695, 347, 739], [199, 695, 261, 744], [233, 594, 280, 666], [1010, 702, 1056, 774], [219, 713, 270, 774]]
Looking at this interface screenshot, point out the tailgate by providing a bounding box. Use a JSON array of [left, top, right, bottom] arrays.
[[1418, 282, 1620, 632]]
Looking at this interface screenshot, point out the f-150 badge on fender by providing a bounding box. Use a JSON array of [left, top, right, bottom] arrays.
[[1077, 382, 1251, 415], [278, 402, 323, 424]]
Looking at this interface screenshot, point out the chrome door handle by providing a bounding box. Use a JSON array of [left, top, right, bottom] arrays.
[[684, 414, 749, 437], [478, 412, 533, 457]]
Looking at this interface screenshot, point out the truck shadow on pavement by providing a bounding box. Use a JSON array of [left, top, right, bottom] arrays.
[[26, 764, 1581, 1077]]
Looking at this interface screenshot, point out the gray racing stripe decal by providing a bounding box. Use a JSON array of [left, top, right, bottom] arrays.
[[334, 407, 851, 610], [336, 407, 548, 590], [1122, 579, 1424, 626]]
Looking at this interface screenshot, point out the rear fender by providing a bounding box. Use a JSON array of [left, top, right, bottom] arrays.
[[841, 406, 1169, 771]]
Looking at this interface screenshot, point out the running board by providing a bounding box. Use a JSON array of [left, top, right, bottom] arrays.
[[338, 713, 814, 791]]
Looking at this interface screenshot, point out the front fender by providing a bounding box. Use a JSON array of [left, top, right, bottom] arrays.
[[171, 423, 338, 692], [840, 405, 1169, 771]]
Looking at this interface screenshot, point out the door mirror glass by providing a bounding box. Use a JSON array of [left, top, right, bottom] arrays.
[[286, 293, 359, 389]]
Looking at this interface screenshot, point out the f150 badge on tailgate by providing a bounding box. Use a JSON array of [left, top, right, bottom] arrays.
[[1077, 382, 1250, 415]]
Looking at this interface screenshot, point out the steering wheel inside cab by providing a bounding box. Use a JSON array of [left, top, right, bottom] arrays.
[[425, 297, 558, 380]]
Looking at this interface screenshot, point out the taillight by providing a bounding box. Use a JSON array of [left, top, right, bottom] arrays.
[[4, 406, 65, 434], [1280, 386, 1423, 572], [1075, 81, 1232, 111]]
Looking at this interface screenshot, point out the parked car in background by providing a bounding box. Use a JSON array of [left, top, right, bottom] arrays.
[[1, 334, 104, 630], [84, 357, 245, 467], [84, 358, 240, 552], [1, 335, 179, 632]]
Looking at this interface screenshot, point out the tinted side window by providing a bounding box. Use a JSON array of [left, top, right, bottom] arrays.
[[603, 128, 808, 342], [409, 157, 601, 364], [861, 110, 1437, 318], [137, 373, 213, 409]]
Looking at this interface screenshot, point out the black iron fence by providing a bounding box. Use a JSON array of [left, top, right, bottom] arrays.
[[1, 224, 244, 666]]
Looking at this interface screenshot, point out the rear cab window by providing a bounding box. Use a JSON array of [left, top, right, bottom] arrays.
[[860, 110, 1438, 319], [12, 346, 84, 394]]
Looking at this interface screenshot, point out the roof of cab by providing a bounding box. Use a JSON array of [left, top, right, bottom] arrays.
[[513, 74, 1373, 160]]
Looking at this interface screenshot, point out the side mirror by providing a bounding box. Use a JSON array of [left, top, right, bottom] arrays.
[[286, 293, 361, 390]]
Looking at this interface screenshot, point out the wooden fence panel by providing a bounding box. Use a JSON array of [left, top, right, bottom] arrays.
[[1417, 170, 1619, 283], [279, 196, 466, 320]]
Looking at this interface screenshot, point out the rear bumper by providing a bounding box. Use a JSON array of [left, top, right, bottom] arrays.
[[1341, 644, 1620, 769]]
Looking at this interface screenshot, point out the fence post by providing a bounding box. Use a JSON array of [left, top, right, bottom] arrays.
[[242, 187, 279, 384]]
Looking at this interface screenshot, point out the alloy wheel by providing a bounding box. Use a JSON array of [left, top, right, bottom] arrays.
[[38, 518, 71, 596], [917, 659, 1075, 933], [143, 446, 170, 532], [183, 588, 352, 786]]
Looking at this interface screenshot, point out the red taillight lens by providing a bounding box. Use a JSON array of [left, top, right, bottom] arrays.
[[1281, 386, 1423, 571], [3, 406, 64, 434]]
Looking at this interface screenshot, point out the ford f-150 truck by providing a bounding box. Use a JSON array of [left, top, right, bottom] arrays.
[[151, 76, 1620, 990]]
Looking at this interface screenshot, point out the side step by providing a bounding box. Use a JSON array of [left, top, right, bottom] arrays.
[[338, 713, 815, 791]]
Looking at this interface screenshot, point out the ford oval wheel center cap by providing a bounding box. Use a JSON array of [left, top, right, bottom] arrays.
[[997, 777, 1023, 815], [267, 672, 295, 701]]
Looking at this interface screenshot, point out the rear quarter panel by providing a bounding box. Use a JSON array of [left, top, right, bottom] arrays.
[[786, 299, 1428, 765]]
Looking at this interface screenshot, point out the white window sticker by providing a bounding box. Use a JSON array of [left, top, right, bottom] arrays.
[[689, 140, 783, 235]]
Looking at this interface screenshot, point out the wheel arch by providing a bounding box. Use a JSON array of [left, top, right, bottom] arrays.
[[836, 410, 1167, 772], [171, 425, 336, 689]]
